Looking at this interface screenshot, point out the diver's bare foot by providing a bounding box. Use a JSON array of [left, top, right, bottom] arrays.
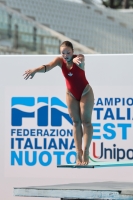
[[82, 150, 89, 165], [76, 150, 83, 165]]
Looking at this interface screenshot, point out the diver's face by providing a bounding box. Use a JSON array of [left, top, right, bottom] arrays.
[[60, 46, 73, 62]]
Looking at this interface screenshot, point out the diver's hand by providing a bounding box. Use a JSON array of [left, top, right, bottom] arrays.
[[73, 56, 81, 65], [73, 54, 85, 66], [23, 69, 36, 80]]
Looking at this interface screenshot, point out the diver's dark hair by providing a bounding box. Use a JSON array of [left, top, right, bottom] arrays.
[[60, 41, 74, 51]]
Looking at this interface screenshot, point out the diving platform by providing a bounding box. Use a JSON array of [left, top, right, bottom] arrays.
[[57, 160, 133, 168], [14, 182, 133, 200]]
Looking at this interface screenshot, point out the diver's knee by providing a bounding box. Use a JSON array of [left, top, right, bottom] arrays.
[[73, 119, 81, 127], [82, 120, 92, 128]]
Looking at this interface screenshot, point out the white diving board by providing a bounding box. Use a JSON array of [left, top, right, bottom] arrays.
[[14, 182, 133, 199]]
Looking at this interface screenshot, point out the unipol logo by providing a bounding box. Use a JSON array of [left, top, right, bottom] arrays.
[[11, 97, 72, 126]]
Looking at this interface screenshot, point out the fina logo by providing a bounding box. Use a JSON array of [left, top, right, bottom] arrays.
[[11, 97, 73, 126]]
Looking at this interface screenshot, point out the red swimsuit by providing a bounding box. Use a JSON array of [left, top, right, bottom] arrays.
[[61, 56, 89, 101]]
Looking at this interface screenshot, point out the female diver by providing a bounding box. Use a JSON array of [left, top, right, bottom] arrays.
[[23, 41, 94, 165]]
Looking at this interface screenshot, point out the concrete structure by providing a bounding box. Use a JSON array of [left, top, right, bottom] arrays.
[[2, 0, 133, 53], [14, 182, 133, 199], [0, 1, 96, 54]]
